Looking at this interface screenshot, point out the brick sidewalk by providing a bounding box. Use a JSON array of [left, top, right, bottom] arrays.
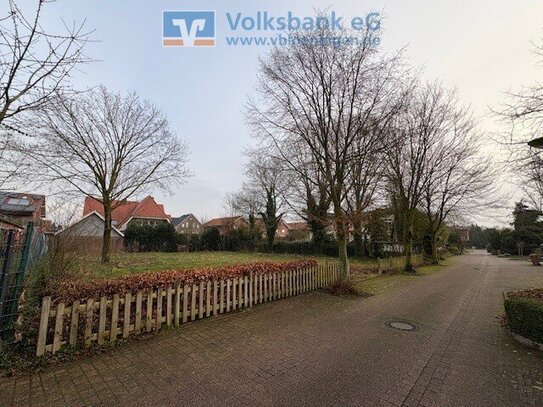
[[1, 251, 543, 406]]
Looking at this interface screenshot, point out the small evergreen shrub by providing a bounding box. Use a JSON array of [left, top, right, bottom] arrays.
[[504, 289, 543, 343]]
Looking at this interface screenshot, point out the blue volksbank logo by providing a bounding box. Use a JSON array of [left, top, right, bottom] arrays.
[[163, 11, 216, 47]]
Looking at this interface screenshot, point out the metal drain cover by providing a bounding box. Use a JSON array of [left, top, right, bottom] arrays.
[[388, 321, 417, 331]]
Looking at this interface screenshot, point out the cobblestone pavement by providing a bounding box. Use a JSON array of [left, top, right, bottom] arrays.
[[1, 251, 543, 406]]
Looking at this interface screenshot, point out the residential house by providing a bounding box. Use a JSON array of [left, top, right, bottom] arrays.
[[204, 216, 249, 236], [57, 211, 124, 252], [255, 218, 291, 240], [0, 216, 25, 243], [171, 214, 202, 235], [451, 226, 470, 243], [286, 221, 312, 241], [275, 219, 291, 239], [83, 195, 171, 231], [0, 191, 47, 230]]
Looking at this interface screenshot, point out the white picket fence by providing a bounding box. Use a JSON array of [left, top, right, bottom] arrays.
[[36, 263, 340, 356]]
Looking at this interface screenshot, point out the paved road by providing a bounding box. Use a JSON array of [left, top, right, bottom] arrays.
[[2, 251, 543, 406]]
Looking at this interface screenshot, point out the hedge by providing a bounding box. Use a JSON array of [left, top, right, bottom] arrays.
[[504, 289, 543, 343], [45, 259, 318, 304], [259, 241, 356, 257]]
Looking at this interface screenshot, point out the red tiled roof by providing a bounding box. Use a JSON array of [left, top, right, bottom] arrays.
[[204, 216, 245, 227], [83, 196, 171, 227], [287, 221, 310, 231]]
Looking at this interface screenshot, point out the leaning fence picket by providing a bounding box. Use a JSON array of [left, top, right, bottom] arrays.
[[190, 284, 196, 321], [198, 282, 204, 319], [174, 285, 181, 326], [52, 302, 65, 353], [110, 294, 119, 343], [69, 300, 80, 346], [98, 297, 107, 345], [135, 291, 142, 334], [166, 286, 173, 327], [206, 281, 211, 318], [84, 298, 94, 346], [146, 290, 153, 332], [123, 293, 131, 338]]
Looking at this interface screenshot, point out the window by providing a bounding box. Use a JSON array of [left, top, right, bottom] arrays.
[[7, 197, 30, 206]]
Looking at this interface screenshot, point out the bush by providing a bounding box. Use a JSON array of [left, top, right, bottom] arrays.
[[44, 259, 318, 303], [504, 289, 543, 343], [201, 227, 221, 251], [124, 223, 178, 252], [324, 279, 361, 296], [259, 241, 355, 257]]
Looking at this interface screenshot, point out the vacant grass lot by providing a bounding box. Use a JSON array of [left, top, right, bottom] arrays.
[[352, 259, 452, 296], [80, 251, 385, 280]]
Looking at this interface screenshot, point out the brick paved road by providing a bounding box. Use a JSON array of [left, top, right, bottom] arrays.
[[1, 251, 543, 406]]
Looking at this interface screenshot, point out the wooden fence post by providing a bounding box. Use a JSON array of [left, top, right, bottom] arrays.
[[213, 280, 219, 315], [123, 293, 131, 338], [174, 284, 181, 326], [182, 284, 189, 323], [110, 294, 119, 343], [146, 290, 153, 332], [156, 289, 163, 329], [219, 280, 225, 314], [191, 284, 197, 321], [238, 276, 243, 308], [98, 296, 107, 345], [226, 279, 231, 312], [69, 300, 80, 346], [206, 281, 211, 318], [84, 298, 94, 347], [52, 302, 65, 354], [244, 276, 249, 308], [249, 272, 253, 308], [36, 297, 51, 356], [135, 291, 142, 334], [166, 286, 173, 327]]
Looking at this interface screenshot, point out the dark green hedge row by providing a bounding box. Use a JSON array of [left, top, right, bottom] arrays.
[[504, 295, 543, 343], [257, 241, 354, 257]]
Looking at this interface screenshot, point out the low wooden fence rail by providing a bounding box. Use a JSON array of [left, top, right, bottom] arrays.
[[36, 263, 340, 356]]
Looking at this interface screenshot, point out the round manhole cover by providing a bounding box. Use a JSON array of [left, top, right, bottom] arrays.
[[388, 321, 417, 331]]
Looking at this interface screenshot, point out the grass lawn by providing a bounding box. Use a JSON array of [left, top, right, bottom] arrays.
[[352, 259, 452, 296], [77, 251, 390, 280]]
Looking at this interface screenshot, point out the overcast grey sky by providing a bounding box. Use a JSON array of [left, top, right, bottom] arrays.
[[11, 0, 543, 227]]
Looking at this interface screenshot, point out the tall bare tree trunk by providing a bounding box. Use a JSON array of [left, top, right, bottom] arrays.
[[334, 207, 350, 278], [352, 218, 364, 257], [101, 201, 112, 264], [430, 230, 439, 264], [404, 215, 415, 273]]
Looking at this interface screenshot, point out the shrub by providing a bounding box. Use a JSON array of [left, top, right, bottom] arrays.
[[259, 241, 355, 257], [124, 223, 179, 252], [324, 279, 361, 296], [201, 227, 221, 251], [504, 289, 543, 343], [44, 259, 318, 303]]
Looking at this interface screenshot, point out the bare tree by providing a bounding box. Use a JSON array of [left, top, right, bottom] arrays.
[[0, 0, 91, 186], [419, 85, 493, 263], [273, 144, 332, 248], [496, 37, 543, 207], [248, 27, 405, 278], [344, 120, 393, 257], [248, 155, 286, 251], [23, 86, 191, 263], [228, 153, 286, 250], [384, 81, 444, 272]]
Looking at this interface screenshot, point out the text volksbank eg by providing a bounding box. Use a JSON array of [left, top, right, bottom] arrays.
[[163, 11, 381, 47]]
